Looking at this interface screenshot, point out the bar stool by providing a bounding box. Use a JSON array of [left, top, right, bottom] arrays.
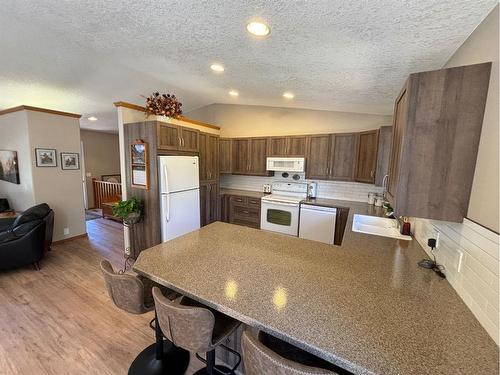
[[100, 260, 190, 375], [152, 286, 242, 375], [241, 330, 340, 375]]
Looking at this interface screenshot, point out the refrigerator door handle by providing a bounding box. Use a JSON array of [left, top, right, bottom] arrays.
[[163, 165, 170, 194], [165, 194, 170, 222]]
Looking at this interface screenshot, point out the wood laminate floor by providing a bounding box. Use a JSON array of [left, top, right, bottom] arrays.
[[0, 218, 203, 375]]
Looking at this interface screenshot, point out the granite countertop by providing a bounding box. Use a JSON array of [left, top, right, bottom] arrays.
[[133, 201, 498, 375], [220, 188, 267, 199]]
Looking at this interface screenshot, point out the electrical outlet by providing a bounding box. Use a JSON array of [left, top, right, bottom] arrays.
[[124, 247, 131, 256], [457, 251, 464, 272], [64, 227, 69, 235], [432, 230, 440, 249]]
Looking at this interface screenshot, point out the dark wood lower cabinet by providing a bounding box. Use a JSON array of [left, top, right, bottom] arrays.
[[221, 194, 261, 229], [200, 182, 219, 227]]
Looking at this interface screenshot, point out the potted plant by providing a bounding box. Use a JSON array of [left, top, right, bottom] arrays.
[[112, 197, 144, 226]]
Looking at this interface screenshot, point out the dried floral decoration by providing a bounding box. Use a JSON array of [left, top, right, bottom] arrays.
[[144, 92, 183, 118]]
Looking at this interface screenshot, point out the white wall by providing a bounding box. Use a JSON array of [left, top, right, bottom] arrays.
[[187, 103, 392, 137], [26, 110, 86, 241], [0, 110, 35, 210]]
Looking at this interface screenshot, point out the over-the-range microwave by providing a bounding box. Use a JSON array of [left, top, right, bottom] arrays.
[[266, 157, 305, 172]]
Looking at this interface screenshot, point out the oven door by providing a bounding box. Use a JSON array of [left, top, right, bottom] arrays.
[[260, 200, 299, 236]]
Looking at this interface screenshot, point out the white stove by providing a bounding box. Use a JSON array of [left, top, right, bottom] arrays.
[[260, 182, 316, 236]]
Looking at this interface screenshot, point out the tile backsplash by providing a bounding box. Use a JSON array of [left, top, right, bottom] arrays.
[[220, 174, 383, 202], [410, 217, 499, 345]]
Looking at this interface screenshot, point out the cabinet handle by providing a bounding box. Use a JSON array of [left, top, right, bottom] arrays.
[[178, 136, 181, 146], [182, 137, 185, 147], [370, 170, 374, 178]]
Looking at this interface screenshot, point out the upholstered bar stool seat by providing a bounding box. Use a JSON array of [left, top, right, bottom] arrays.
[[242, 330, 340, 375], [100, 260, 189, 375], [153, 287, 242, 375]]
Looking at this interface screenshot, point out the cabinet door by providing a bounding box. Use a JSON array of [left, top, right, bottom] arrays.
[[330, 133, 357, 181], [157, 124, 181, 150], [180, 127, 199, 152], [208, 182, 219, 223], [200, 183, 209, 227], [207, 134, 219, 181], [219, 139, 232, 174], [375, 126, 392, 186], [286, 136, 308, 156], [267, 137, 287, 157], [232, 139, 249, 174], [387, 87, 407, 203], [248, 138, 269, 175], [355, 130, 379, 183], [306, 135, 331, 179], [198, 133, 208, 181]]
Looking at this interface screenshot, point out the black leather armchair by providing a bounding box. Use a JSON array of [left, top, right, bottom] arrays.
[[0, 203, 54, 271]]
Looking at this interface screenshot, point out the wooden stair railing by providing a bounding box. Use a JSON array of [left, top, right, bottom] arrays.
[[92, 178, 122, 208]]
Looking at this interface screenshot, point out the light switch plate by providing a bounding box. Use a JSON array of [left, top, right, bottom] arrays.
[[63, 227, 69, 235]]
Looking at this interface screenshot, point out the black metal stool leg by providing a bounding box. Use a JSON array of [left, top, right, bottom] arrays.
[[194, 346, 241, 375], [128, 310, 190, 375]]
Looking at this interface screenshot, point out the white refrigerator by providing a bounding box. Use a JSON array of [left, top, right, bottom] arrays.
[[158, 156, 200, 242]]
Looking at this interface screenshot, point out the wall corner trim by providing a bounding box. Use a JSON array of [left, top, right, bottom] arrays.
[[0, 105, 82, 119], [114, 101, 220, 130]]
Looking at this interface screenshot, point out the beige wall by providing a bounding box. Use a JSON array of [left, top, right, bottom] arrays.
[[443, 5, 499, 232], [80, 130, 120, 208], [26, 110, 86, 241], [0, 110, 35, 210], [187, 103, 392, 137]]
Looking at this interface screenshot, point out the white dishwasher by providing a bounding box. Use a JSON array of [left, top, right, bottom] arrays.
[[299, 204, 337, 244]]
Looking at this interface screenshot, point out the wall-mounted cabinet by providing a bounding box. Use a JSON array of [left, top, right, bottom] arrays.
[[199, 132, 219, 182], [387, 62, 491, 222], [330, 133, 358, 181], [157, 123, 199, 152], [375, 126, 392, 186], [267, 136, 308, 157], [219, 138, 232, 174], [232, 138, 271, 176], [355, 130, 379, 183], [305, 133, 358, 181]]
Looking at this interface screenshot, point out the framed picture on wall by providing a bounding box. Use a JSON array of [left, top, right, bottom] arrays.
[[60, 152, 80, 170], [0, 150, 20, 184], [35, 148, 57, 167]]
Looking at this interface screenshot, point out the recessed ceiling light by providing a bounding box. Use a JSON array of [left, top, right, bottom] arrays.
[[229, 90, 239, 97], [246, 21, 270, 37], [88, 116, 98, 121], [210, 64, 225, 72], [283, 92, 295, 99]]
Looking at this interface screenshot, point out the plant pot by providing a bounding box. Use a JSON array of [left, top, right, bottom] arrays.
[[124, 212, 141, 226]]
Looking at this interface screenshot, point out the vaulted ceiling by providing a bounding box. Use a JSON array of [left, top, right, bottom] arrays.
[[0, 0, 496, 131]]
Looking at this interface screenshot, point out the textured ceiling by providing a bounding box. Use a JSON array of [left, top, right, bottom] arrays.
[[0, 1, 496, 131]]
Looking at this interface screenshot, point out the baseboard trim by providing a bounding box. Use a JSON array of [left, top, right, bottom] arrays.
[[53, 233, 88, 244]]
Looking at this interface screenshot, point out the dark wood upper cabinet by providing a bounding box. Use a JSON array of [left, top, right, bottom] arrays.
[[157, 123, 199, 152], [375, 126, 393, 186], [232, 139, 250, 174], [219, 138, 232, 174], [355, 130, 379, 183], [157, 123, 181, 150], [306, 135, 331, 179], [180, 127, 200, 152], [248, 138, 269, 175], [387, 62, 491, 222], [330, 133, 358, 181], [287, 136, 308, 156], [199, 132, 218, 182], [268, 136, 308, 157], [267, 137, 288, 157]]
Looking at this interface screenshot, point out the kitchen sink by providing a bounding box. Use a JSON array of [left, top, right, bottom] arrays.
[[352, 214, 412, 241]]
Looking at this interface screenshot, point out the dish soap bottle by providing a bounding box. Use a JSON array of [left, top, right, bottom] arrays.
[[401, 217, 411, 236]]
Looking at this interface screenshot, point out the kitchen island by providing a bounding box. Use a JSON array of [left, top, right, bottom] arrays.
[[133, 201, 498, 375]]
